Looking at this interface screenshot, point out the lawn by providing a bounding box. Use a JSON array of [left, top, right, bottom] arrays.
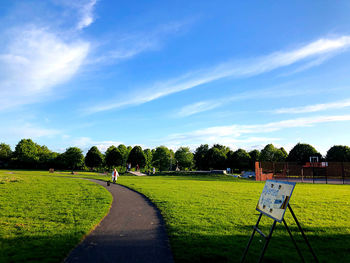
[[116, 175, 350, 263], [0, 170, 112, 263], [1, 170, 350, 263]]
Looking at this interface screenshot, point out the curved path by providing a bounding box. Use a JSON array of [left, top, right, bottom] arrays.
[[65, 180, 174, 263]]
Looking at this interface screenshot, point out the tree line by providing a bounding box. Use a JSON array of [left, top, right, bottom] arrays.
[[0, 139, 350, 172]]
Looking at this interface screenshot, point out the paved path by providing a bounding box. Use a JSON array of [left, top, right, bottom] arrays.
[[65, 180, 173, 263], [128, 171, 147, 176]]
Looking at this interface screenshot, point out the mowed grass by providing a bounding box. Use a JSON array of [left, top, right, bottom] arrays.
[[116, 176, 350, 263], [0, 170, 112, 263]]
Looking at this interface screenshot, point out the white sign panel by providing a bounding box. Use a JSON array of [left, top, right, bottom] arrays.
[[256, 180, 296, 222]]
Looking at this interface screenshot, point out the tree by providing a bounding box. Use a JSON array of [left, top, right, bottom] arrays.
[[175, 147, 194, 170], [127, 146, 146, 168], [105, 146, 123, 169], [326, 145, 350, 162], [117, 144, 128, 166], [249, 149, 260, 169], [259, 144, 287, 162], [287, 143, 321, 164], [207, 146, 227, 169], [152, 146, 172, 171], [85, 146, 103, 170], [13, 139, 39, 168], [228, 149, 251, 171], [0, 143, 12, 168], [63, 147, 84, 171], [143, 149, 153, 170], [194, 144, 209, 170]]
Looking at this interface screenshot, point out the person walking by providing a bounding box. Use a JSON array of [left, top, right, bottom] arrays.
[[111, 168, 119, 184]]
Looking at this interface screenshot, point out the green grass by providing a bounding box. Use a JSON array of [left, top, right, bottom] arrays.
[[1, 170, 350, 262], [115, 175, 350, 263], [0, 170, 112, 263]]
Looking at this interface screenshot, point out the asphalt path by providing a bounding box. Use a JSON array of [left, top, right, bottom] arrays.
[[64, 180, 174, 263]]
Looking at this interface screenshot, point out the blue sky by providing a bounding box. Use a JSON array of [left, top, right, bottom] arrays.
[[1, 0, 350, 155]]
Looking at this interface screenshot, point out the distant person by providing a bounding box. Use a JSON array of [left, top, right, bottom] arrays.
[[112, 168, 119, 184], [136, 164, 139, 171], [153, 167, 155, 174]]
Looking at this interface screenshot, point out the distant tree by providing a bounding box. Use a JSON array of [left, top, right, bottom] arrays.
[[194, 144, 209, 170], [105, 146, 123, 169], [0, 143, 12, 168], [259, 144, 287, 162], [36, 145, 56, 169], [143, 149, 153, 170], [326, 145, 350, 162], [175, 147, 194, 170], [85, 146, 103, 170], [63, 147, 84, 172], [117, 144, 128, 166], [287, 143, 321, 164], [249, 149, 260, 169], [229, 149, 251, 172], [13, 139, 39, 168], [127, 146, 146, 168], [152, 146, 172, 171], [207, 146, 227, 169]]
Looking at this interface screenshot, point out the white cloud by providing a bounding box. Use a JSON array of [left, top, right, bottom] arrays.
[[76, 0, 97, 30], [273, 98, 350, 114], [0, 26, 89, 110], [163, 114, 350, 147], [71, 137, 123, 153], [86, 35, 350, 114], [0, 123, 61, 139]]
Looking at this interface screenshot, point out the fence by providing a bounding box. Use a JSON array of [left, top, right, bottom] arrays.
[[255, 162, 350, 184]]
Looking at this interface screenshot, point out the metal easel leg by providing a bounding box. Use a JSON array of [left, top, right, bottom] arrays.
[[257, 220, 277, 263], [282, 219, 305, 263], [241, 213, 263, 263], [288, 204, 319, 263]]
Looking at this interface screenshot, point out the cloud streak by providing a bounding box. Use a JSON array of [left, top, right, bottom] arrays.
[[0, 26, 89, 110], [86, 35, 350, 114], [272, 98, 350, 114], [163, 114, 350, 147]]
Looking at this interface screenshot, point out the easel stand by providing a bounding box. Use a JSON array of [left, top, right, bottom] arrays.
[[241, 204, 318, 263]]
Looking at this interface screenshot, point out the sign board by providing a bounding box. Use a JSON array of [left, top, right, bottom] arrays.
[[256, 180, 296, 222]]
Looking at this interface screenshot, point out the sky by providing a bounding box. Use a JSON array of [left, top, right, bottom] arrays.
[[1, 0, 350, 155]]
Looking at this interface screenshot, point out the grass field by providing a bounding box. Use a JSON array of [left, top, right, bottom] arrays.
[[116, 175, 350, 263], [1, 170, 350, 262], [0, 170, 112, 263]]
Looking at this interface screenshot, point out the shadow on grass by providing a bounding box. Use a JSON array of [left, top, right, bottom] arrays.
[[0, 233, 81, 263], [169, 226, 350, 263]]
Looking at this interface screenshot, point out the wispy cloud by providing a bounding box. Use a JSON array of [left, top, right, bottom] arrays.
[[0, 26, 89, 110], [0, 122, 61, 139], [273, 98, 350, 114], [76, 0, 97, 30], [163, 114, 350, 147], [71, 137, 123, 153], [86, 35, 350, 114]]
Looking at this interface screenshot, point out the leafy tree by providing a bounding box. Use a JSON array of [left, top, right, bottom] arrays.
[[0, 143, 12, 168], [207, 146, 227, 169], [63, 147, 84, 171], [143, 149, 153, 170], [117, 144, 128, 166], [326, 145, 350, 162], [259, 144, 287, 162], [105, 146, 123, 169], [287, 143, 321, 164], [194, 144, 209, 170], [228, 149, 251, 171], [127, 146, 146, 168], [36, 145, 56, 169], [249, 149, 260, 169], [152, 146, 172, 171], [13, 139, 39, 168], [85, 146, 103, 170], [175, 147, 194, 170]]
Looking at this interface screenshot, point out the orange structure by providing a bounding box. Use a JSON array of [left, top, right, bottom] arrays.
[[255, 162, 273, 181]]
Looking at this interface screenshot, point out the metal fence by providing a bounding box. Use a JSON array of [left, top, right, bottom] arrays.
[[258, 162, 350, 184]]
